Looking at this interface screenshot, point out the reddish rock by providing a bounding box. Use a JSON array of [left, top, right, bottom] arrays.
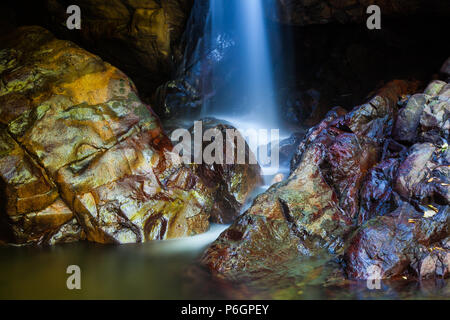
[[202, 80, 418, 279], [358, 158, 401, 224], [344, 203, 448, 279]]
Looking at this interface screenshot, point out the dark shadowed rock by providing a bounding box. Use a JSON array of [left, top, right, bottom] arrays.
[[358, 158, 401, 225], [272, 0, 450, 26], [393, 94, 428, 143], [44, 0, 194, 97], [441, 57, 450, 81], [344, 203, 449, 279], [187, 118, 262, 224]]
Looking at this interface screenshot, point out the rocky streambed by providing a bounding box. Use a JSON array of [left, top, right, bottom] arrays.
[[0, 23, 448, 298]]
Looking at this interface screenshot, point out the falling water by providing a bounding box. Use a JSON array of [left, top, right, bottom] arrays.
[[202, 0, 279, 131]]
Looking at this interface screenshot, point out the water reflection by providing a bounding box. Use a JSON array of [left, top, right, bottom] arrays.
[[0, 237, 447, 299]]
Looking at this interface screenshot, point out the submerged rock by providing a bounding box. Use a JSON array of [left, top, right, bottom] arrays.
[[0, 26, 213, 245]]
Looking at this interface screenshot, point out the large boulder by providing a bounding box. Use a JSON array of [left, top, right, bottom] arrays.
[[0, 26, 213, 245]]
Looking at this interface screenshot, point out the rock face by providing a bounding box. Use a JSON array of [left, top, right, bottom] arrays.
[[153, 0, 449, 131], [0, 26, 213, 245], [272, 0, 450, 26], [187, 119, 262, 224], [44, 0, 194, 98], [202, 75, 450, 281], [345, 81, 450, 279]]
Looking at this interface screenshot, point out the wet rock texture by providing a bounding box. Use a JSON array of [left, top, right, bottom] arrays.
[[202, 75, 450, 281], [187, 118, 262, 224], [0, 26, 215, 245], [44, 0, 194, 97]]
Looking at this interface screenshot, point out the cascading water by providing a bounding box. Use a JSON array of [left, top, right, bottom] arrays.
[[198, 0, 289, 188], [162, 0, 291, 211], [203, 0, 278, 131]]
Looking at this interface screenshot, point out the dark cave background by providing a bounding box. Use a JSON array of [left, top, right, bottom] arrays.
[[0, 0, 449, 126]]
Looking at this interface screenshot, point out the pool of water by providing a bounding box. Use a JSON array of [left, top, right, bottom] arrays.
[[0, 225, 448, 300]]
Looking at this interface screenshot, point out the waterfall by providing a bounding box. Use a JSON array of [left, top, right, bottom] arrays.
[[201, 0, 279, 131]]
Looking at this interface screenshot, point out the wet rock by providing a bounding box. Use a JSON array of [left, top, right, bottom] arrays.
[[441, 57, 450, 81], [278, 132, 306, 167], [413, 242, 449, 279], [424, 80, 446, 97], [344, 202, 449, 279], [392, 94, 428, 143], [187, 118, 262, 224], [394, 143, 436, 199], [339, 80, 420, 141], [201, 213, 303, 278], [45, 0, 194, 97], [0, 127, 75, 244], [358, 158, 401, 224], [345, 91, 450, 279], [419, 86, 450, 144], [8, 199, 85, 245], [0, 26, 212, 244]]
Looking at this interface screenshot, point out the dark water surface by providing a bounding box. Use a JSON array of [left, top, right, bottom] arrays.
[[0, 225, 448, 300]]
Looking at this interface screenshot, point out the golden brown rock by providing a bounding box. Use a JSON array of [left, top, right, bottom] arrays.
[[45, 0, 194, 96], [0, 26, 212, 244]]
